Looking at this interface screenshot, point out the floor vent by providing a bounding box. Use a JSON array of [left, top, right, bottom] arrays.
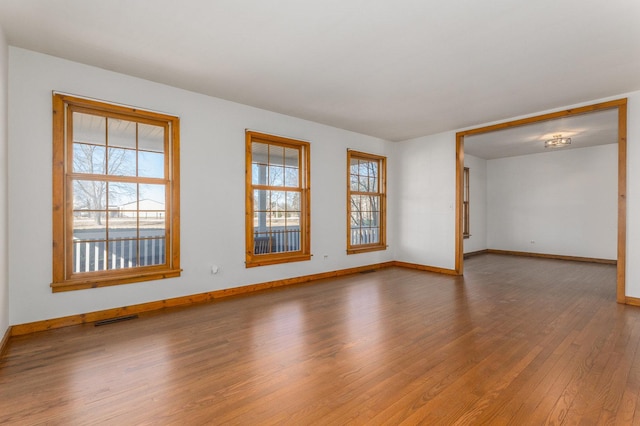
[[94, 314, 139, 326]]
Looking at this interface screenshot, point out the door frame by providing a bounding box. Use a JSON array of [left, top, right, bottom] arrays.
[[455, 98, 628, 303]]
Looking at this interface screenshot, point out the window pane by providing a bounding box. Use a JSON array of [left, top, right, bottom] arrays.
[[369, 177, 377, 192], [252, 142, 269, 163], [285, 191, 300, 211], [365, 228, 380, 244], [140, 212, 166, 267], [138, 123, 164, 153], [359, 161, 372, 177], [285, 213, 300, 228], [269, 165, 285, 186], [360, 209, 373, 224], [269, 145, 285, 167], [140, 215, 165, 238], [252, 143, 269, 185], [253, 189, 269, 230], [280, 227, 300, 252], [108, 211, 137, 239], [284, 167, 298, 187], [139, 184, 166, 206], [138, 151, 164, 178], [350, 194, 362, 214], [73, 211, 106, 241], [358, 176, 369, 192], [361, 195, 380, 215], [107, 147, 136, 176], [350, 174, 359, 191], [350, 212, 360, 227], [73, 238, 107, 273], [108, 118, 137, 149], [271, 189, 285, 211], [73, 179, 106, 211], [139, 237, 165, 266], [284, 147, 298, 167], [254, 233, 272, 254], [367, 161, 378, 178], [109, 182, 137, 210], [253, 163, 267, 185], [350, 230, 361, 245], [107, 239, 138, 270], [73, 143, 106, 175], [73, 112, 105, 146], [138, 123, 165, 178]]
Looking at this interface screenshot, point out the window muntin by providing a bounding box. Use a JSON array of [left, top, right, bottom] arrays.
[[347, 150, 386, 254], [463, 167, 470, 238], [246, 131, 310, 267], [52, 94, 180, 291]]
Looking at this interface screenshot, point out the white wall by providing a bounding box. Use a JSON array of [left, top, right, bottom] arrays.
[[486, 144, 618, 259], [8, 47, 395, 325], [463, 154, 487, 254], [625, 90, 640, 299], [393, 131, 456, 269], [0, 26, 8, 337]]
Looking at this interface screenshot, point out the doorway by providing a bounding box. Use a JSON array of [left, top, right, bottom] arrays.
[[455, 99, 627, 303]]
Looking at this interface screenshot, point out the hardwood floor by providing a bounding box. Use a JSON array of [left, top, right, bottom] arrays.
[[2, 254, 639, 424]]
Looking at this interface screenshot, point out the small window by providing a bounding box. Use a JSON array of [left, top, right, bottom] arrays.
[[52, 94, 181, 292], [347, 150, 386, 254], [463, 167, 470, 238], [245, 131, 311, 267]]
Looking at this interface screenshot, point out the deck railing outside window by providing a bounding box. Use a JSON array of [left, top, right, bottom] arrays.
[[72, 233, 165, 272], [253, 227, 301, 254]]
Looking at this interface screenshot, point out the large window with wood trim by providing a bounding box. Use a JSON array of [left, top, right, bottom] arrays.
[[347, 150, 386, 254], [245, 131, 311, 267], [463, 167, 470, 238], [52, 93, 181, 292]]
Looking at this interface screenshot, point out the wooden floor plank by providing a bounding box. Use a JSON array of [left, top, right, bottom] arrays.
[[1, 254, 638, 424]]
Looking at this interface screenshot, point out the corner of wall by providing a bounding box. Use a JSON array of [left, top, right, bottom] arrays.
[[0, 24, 9, 342]]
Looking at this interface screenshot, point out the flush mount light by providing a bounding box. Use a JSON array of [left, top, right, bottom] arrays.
[[545, 134, 571, 148]]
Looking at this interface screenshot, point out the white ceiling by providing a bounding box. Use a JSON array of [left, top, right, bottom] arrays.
[[464, 108, 619, 160], [0, 1, 639, 142]]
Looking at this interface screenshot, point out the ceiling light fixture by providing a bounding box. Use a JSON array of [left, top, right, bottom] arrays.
[[544, 134, 571, 148]]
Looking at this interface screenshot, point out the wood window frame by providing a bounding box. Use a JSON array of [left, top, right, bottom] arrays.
[[245, 130, 311, 267], [347, 150, 387, 254], [463, 166, 470, 238], [52, 93, 181, 292]]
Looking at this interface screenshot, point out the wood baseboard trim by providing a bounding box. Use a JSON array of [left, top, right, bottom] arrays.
[[11, 262, 396, 336], [6, 255, 631, 338], [392, 261, 459, 276], [464, 249, 489, 258], [1, 326, 11, 357], [625, 297, 640, 307], [486, 249, 617, 265]]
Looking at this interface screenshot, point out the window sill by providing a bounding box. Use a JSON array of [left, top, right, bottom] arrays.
[[347, 245, 387, 255], [245, 253, 312, 268], [51, 268, 182, 292]]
